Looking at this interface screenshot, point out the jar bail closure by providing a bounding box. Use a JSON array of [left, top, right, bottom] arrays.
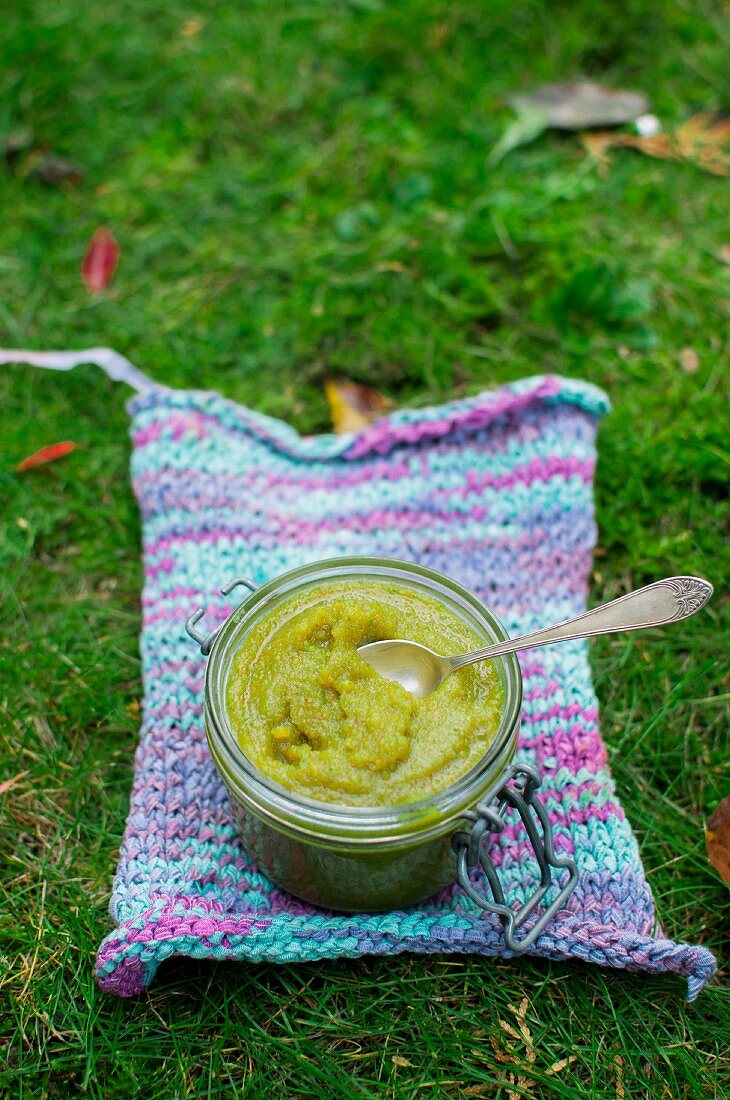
[[452, 763, 578, 952], [186, 577, 259, 655]]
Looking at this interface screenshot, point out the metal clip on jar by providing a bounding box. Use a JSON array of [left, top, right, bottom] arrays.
[[186, 557, 578, 952]]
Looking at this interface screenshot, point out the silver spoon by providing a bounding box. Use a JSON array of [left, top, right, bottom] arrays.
[[358, 576, 713, 699]]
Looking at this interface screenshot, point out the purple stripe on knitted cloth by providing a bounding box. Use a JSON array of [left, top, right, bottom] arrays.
[[95, 374, 716, 997]]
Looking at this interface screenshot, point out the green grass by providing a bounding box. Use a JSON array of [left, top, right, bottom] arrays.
[[1, 1, 728, 1096]]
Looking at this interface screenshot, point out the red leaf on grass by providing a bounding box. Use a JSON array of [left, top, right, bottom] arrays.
[[16, 441, 76, 472], [82, 226, 119, 291]]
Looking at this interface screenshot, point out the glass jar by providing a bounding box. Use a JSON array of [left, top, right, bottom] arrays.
[[187, 557, 577, 951]]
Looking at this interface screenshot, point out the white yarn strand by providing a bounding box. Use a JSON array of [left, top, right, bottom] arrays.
[[0, 347, 160, 394]]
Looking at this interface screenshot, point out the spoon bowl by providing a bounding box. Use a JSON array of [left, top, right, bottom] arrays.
[[355, 640, 453, 699]]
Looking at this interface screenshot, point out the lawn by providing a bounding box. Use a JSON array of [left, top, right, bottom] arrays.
[[1, 1, 728, 1096]]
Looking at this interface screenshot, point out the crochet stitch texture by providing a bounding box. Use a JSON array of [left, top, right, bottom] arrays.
[[95, 374, 716, 997]]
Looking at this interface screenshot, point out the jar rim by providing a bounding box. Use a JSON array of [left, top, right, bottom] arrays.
[[203, 556, 523, 844]]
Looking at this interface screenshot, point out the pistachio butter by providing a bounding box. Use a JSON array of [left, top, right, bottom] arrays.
[[226, 580, 504, 806]]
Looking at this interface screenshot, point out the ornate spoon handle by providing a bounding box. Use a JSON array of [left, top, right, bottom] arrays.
[[449, 577, 713, 671]]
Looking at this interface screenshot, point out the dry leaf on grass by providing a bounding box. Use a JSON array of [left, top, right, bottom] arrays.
[[491, 81, 650, 164], [27, 153, 85, 185], [325, 379, 392, 434], [15, 441, 76, 472], [509, 81, 648, 130], [580, 130, 623, 174], [674, 113, 730, 174], [82, 226, 120, 291], [706, 795, 730, 884], [4, 133, 85, 185], [581, 113, 730, 176]]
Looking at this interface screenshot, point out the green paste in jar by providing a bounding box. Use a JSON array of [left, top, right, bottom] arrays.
[[225, 580, 504, 806]]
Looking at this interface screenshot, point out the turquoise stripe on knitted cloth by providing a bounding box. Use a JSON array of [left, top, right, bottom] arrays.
[[5, 357, 705, 999]]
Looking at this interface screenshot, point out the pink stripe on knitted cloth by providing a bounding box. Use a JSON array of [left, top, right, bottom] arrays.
[[98, 912, 273, 955], [521, 703, 599, 726], [141, 585, 201, 605], [135, 455, 594, 527], [142, 507, 592, 571], [344, 377, 563, 458], [529, 721, 610, 774]]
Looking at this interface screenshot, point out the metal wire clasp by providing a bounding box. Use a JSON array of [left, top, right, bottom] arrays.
[[452, 763, 578, 952], [185, 577, 258, 655]]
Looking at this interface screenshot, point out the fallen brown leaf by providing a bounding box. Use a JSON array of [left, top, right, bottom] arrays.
[[581, 113, 730, 176], [675, 113, 730, 174], [15, 441, 76, 472], [706, 795, 730, 884], [509, 81, 648, 130], [325, 378, 392, 434], [579, 130, 617, 175], [27, 153, 84, 185]]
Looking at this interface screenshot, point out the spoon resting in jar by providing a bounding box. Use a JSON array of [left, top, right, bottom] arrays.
[[357, 576, 713, 699]]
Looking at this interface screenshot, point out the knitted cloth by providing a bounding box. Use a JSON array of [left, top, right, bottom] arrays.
[[83, 371, 714, 998]]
